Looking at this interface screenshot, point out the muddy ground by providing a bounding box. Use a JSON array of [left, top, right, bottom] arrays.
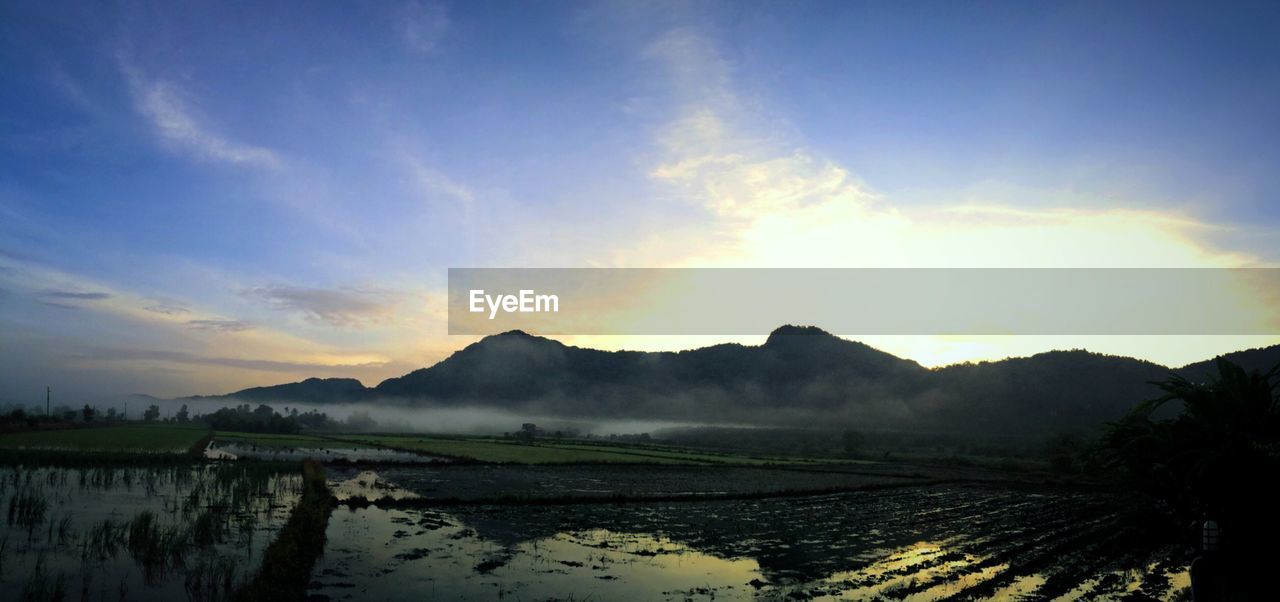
[[327, 461, 1036, 503], [312, 467, 1190, 601]]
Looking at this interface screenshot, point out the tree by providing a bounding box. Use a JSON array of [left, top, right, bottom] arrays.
[[202, 403, 326, 434], [106, 407, 118, 421], [252, 404, 275, 423], [1102, 359, 1279, 598], [519, 423, 537, 442], [143, 404, 161, 422], [82, 404, 95, 422], [345, 410, 376, 431], [176, 404, 189, 423]]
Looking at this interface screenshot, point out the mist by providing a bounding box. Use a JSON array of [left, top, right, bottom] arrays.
[[154, 397, 711, 437]]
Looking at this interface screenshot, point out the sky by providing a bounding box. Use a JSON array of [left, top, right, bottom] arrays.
[[2, 1, 1279, 402]]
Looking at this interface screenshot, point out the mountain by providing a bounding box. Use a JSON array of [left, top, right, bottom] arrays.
[[372, 326, 931, 425], [213, 377, 369, 404], [926, 350, 1169, 435], [190, 326, 1280, 438], [1177, 346, 1280, 380]]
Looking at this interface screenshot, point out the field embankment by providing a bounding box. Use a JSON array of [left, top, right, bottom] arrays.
[[234, 459, 337, 601]]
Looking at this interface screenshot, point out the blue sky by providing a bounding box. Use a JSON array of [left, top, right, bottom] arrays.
[[2, 1, 1279, 401]]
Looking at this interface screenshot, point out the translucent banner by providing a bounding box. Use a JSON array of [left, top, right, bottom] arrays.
[[447, 268, 1280, 335]]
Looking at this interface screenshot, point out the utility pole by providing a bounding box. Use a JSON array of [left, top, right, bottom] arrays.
[[46, 386, 50, 417]]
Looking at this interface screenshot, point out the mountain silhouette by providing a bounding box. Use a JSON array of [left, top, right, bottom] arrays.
[[206, 377, 367, 404], [191, 326, 1280, 437], [1177, 345, 1280, 380]]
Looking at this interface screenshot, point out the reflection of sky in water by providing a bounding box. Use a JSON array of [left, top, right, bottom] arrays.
[[204, 441, 442, 463], [330, 470, 421, 501], [312, 508, 764, 601], [310, 503, 1190, 601], [0, 466, 299, 601], [820, 540, 1004, 600]]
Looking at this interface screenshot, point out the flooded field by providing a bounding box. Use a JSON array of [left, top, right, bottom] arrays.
[[327, 463, 962, 502], [204, 441, 445, 464], [309, 481, 1190, 601], [0, 464, 301, 601], [0, 430, 1196, 601]]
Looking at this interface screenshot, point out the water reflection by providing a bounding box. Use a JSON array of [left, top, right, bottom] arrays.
[[203, 441, 445, 464], [309, 478, 1191, 601], [312, 507, 765, 601], [330, 470, 420, 502], [0, 465, 300, 601]]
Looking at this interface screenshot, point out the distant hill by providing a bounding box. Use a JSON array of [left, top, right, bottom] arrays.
[[186, 326, 1280, 438], [207, 377, 369, 404], [1177, 346, 1280, 380]]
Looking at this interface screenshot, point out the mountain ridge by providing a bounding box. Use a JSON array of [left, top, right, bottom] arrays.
[[180, 326, 1280, 436]]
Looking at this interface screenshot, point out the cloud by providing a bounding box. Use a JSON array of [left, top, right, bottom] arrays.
[[644, 28, 736, 110], [186, 319, 254, 333], [143, 300, 190, 315], [136, 81, 282, 168], [396, 1, 450, 55], [541, 25, 1280, 369], [401, 152, 474, 206], [41, 290, 112, 300], [36, 289, 112, 309], [246, 285, 395, 328], [634, 28, 1256, 271], [76, 347, 387, 374], [118, 53, 282, 170], [641, 30, 871, 223]]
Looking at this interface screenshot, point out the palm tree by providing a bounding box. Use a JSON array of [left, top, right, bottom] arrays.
[[1103, 359, 1279, 600]]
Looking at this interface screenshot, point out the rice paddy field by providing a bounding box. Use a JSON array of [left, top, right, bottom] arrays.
[[311, 480, 1190, 601], [328, 434, 824, 465], [0, 424, 209, 455], [0, 424, 1193, 601], [0, 464, 300, 601]]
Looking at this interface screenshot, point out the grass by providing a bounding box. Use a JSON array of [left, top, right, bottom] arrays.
[[7, 488, 47, 528], [0, 424, 210, 455], [350, 478, 952, 509], [537, 440, 845, 465], [233, 460, 335, 602], [330, 434, 836, 465], [212, 431, 375, 449], [333, 434, 703, 464]]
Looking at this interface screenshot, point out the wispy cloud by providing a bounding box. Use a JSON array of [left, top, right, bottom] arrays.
[[114, 54, 368, 240], [396, 1, 450, 55], [76, 347, 388, 374], [41, 290, 112, 300], [637, 27, 1253, 270], [118, 53, 281, 170], [36, 289, 112, 309], [143, 300, 190, 316], [400, 150, 474, 206], [132, 80, 282, 169], [642, 29, 872, 222], [246, 285, 396, 328], [186, 319, 254, 333]]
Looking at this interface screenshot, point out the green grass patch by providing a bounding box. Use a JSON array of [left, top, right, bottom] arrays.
[[330, 434, 836, 465], [234, 460, 335, 601], [330, 434, 690, 464], [213, 431, 375, 449], [0, 424, 210, 454], [529, 440, 849, 468]]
